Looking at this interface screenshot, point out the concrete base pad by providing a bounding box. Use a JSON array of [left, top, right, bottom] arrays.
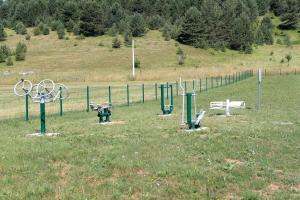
[[27, 132, 60, 137], [158, 114, 176, 118], [184, 127, 209, 133], [96, 121, 126, 126]]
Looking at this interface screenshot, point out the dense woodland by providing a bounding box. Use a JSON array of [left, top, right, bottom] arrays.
[[0, 0, 299, 52]]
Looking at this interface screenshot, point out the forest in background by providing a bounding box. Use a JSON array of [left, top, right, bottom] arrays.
[[0, 0, 299, 53]]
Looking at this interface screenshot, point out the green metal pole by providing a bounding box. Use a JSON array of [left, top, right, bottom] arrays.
[[211, 77, 213, 89], [108, 86, 112, 104], [176, 81, 179, 96], [40, 97, 46, 135], [229, 75, 231, 84], [192, 80, 195, 90], [186, 93, 192, 129], [216, 77, 219, 88], [142, 84, 145, 103], [86, 86, 90, 112], [25, 94, 29, 121], [161, 84, 164, 113], [166, 82, 169, 99], [221, 76, 223, 87], [170, 84, 173, 108], [206, 77, 208, 91], [127, 84, 130, 106], [200, 79, 202, 93], [155, 83, 158, 100], [59, 86, 63, 116], [184, 81, 187, 92]]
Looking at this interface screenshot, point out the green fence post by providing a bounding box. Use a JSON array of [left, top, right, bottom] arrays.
[[229, 75, 231, 84], [186, 93, 192, 129], [86, 86, 90, 112], [40, 97, 46, 135], [25, 94, 29, 121], [211, 77, 213, 89], [192, 80, 195, 90], [59, 86, 63, 116], [155, 83, 158, 100], [142, 84, 145, 103], [176, 81, 179, 96], [280, 69, 281, 75], [108, 86, 112, 104], [127, 84, 130, 106], [166, 82, 169, 99], [216, 77, 219, 88], [184, 81, 187, 92], [206, 77, 208, 91], [200, 79, 202, 93], [221, 76, 223, 87]]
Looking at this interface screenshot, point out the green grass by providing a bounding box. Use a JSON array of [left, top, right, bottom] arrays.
[[0, 28, 299, 85], [0, 75, 299, 199]]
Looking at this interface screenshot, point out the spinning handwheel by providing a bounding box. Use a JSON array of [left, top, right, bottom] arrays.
[[36, 79, 55, 98], [14, 79, 33, 97]]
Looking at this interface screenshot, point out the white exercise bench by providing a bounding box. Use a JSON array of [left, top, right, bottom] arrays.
[[210, 99, 246, 116]]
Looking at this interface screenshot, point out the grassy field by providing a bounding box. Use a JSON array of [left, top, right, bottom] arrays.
[[0, 27, 299, 85], [0, 75, 299, 199]]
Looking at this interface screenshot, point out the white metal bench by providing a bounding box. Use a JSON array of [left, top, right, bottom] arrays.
[[210, 99, 246, 116]]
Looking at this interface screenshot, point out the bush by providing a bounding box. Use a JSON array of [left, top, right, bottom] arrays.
[[75, 34, 85, 40], [66, 20, 75, 32], [0, 52, 5, 63], [98, 42, 104, 46], [43, 25, 50, 35], [134, 58, 141, 68], [6, 56, 13, 66], [15, 22, 27, 35], [124, 31, 132, 46], [15, 42, 27, 61], [33, 27, 40, 36], [276, 39, 282, 45], [112, 36, 121, 48], [0, 23, 7, 41], [283, 35, 291, 47], [25, 34, 31, 40], [51, 21, 59, 31], [148, 15, 164, 30], [73, 23, 80, 35], [176, 47, 185, 65], [38, 22, 44, 32], [0, 45, 11, 57], [57, 22, 65, 39], [65, 36, 70, 40]]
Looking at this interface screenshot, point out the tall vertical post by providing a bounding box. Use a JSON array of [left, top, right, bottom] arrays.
[[160, 84, 165, 113], [199, 79, 202, 93], [142, 84, 145, 103], [155, 83, 158, 100], [166, 82, 169, 99], [211, 77, 213, 89], [59, 86, 63, 116], [192, 80, 195, 90], [40, 97, 46, 135], [258, 68, 262, 112], [184, 81, 187, 92], [25, 94, 29, 121], [206, 78, 208, 91], [221, 76, 223, 87], [186, 93, 192, 129], [127, 84, 130, 106], [176, 81, 179, 96], [216, 77, 219, 88], [108, 86, 112, 104], [170, 84, 173, 109], [132, 40, 135, 78], [86, 86, 90, 112]]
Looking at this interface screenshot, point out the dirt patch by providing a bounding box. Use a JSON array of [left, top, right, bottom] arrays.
[[291, 184, 300, 193], [224, 158, 243, 165], [137, 169, 148, 177]]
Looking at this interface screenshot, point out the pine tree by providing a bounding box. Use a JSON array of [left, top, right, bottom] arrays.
[[57, 22, 65, 39], [15, 22, 27, 35], [130, 13, 146, 37], [15, 42, 27, 61], [6, 56, 13, 66], [0, 23, 6, 41], [112, 36, 121, 48], [124, 31, 133, 46], [43, 25, 50, 35], [256, 16, 274, 45]]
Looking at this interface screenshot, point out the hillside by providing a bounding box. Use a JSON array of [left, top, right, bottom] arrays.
[[0, 28, 300, 85]]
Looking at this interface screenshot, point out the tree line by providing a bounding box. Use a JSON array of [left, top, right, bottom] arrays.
[[0, 0, 299, 52]]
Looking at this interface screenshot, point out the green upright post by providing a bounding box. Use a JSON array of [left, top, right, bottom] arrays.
[[86, 86, 90, 112], [40, 97, 46, 135], [206, 78, 208, 91], [199, 79, 202, 93], [108, 86, 112, 104], [59, 86, 63, 116], [229, 75, 231, 84], [155, 83, 158, 100], [25, 94, 29, 121], [166, 82, 169, 99], [170, 84, 173, 107], [176, 81, 179, 96], [186, 93, 192, 129], [221, 76, 223, 87], [184, 81, 187, 92], [211, 77, 214, 89], [127, 84, 130, 106], [216, 77, 219, 88], [160, 84, 165, 113], [192, 80, 195, 90], [142, 84, 145, 103]]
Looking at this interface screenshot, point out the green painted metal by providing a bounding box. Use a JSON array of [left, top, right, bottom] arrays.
[[186, 93, 192, 129], [192, 80, 195, 90], [199, 79, 202, 93], [160, 84, 173, 115], [86, 86, 90, 112], [221, 76, 223, 87], [211, 77, 213, 89], [25, 94, 29, 121], [127, 84, 130, 106], [184, 81, 187, 92], [108, 86, 112, 104], [40, 98, 46, 135], [206, 78, 208, 91], [59, 86, 63, 116], [155, 83, 158, 100], [142, 84, 145, 103], [229, 75, 231, 84], [166, 82, 169, 99], [216, 77, 219, 88], [176, 81, 179, 96]]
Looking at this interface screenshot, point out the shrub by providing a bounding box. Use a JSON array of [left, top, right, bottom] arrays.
[[112, 36, 121, 48], [124, 31, 132, 46], [51, 21, 59, 31], [283, 35, 291, 47], [0, 23, 7, 41], [15, 22, 27, 35], [15, 42, 27, 61], [286, 54, 292, 66], [33, 27, 40, 36], [73, 23, 80, 35], [276, 39, 282, 45], [176, 47, 185, 65], [43, 25, 50, 35], [66, 20, 75, 32], [57, 22, 65, 39], [134, 58, 141, 68], [65, 36, 70, 40], [75, 34, 85, 40], [98, 42, 104, 46], [0, 45, 11, 57], [148, 15, 164, 30], [0, 52, 5, 63], [38, 22, 44, 32], [25, 34, 31, 40], [6, 56, 13, 66]]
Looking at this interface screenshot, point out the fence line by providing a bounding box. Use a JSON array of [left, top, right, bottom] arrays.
[[6, 68, 298, 120]]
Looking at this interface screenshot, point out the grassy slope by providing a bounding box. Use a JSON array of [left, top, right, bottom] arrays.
[[0, 26, 299, 85], [0, 75, 299, 199]]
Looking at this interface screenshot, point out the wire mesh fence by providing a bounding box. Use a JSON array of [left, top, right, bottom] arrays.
[[0, 69, 264, 120]]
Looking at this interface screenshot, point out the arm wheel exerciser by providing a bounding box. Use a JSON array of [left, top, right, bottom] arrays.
[[160, 84, 173, 115]]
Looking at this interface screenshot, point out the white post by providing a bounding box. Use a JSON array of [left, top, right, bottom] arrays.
[[132, 40, 135, 78], [258, 68, 262, 112]]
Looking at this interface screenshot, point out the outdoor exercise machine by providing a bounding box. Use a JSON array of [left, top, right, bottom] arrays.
[[210, 99, 246, 116], [180, 78, 206, 130], [14, 79, 69, 135], [90, 103, 112, 124], [160, 83, 173, 115]]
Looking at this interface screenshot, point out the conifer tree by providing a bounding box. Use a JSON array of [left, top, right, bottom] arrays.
[[0, 23, 7, 41]]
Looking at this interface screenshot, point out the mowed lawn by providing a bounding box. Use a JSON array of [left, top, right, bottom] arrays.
[[0, 75, 299, 199]]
